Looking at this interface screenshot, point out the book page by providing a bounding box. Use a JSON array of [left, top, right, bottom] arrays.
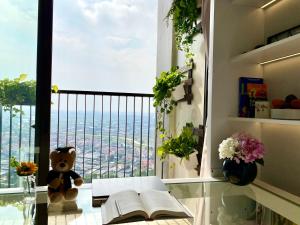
[[140, 190, 191, 219], [101, 190, 148, 224], [114, 190, 147, 216], [101, 195, 120, 225]]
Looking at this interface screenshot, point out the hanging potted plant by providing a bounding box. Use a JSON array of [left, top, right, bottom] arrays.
[[0, 74, 36, 115], [166, 0, 201, 57], [218, 132, 265, 186], [158, 123, 198, 170]]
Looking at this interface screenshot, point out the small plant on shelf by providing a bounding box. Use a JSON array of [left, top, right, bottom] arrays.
[[158, 123, 197, 161], [166, 0, 201, 56], [153, 67, 185, 134], [0, 74, 36, 114]]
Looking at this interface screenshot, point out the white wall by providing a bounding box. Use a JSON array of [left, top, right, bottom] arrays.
[[156, 0, 173, 74], [168, 34, 206, 178], [156, 0, 173, 178]]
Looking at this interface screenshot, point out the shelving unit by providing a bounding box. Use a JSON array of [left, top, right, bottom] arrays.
[[208, 0, 300, 196], [232, 33, 300, 64], [228, 117, 300, 126], [231, 0, 272, 8]]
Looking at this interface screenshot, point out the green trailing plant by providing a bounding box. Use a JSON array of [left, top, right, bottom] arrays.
[[166, 0, 201, 54], [153, 0, 200, 135], [0, 74, 59, 116], [158, 123, 198, 161], [153, 67, 185, 134], [0, 74, 36, 115]]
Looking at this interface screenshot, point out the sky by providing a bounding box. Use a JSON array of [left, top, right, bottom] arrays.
[[0, 0, 158, 94]]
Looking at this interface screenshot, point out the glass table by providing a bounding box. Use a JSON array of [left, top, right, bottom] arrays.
[[0, 180, 299, 225]]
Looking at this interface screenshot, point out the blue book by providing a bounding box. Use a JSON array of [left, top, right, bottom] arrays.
[[239, 77, 264, 117]]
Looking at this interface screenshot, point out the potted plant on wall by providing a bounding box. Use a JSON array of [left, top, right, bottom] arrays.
[[166, 0, 201, 59], [153, 0, 201, 135], [218, 132, 265, 186], [158, 123, 198, 170], [153, 67, 185, 135]]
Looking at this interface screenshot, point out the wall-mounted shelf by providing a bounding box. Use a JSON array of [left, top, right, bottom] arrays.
[[176, 62, 194, 105], [228, 116, 300, 126], [232, 33, 300, 64], [189, 124, 205, 176], [231, 0, 273, 8]]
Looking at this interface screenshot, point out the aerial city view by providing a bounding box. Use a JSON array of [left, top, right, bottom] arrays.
[[0, 104, 156, 188]]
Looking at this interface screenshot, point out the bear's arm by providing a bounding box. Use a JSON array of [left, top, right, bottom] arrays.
[[47, 170, 59, 184], [69, 170, 81, 180]]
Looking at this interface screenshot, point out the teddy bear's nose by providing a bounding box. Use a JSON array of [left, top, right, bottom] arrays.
[[59, 162, 66, 168]]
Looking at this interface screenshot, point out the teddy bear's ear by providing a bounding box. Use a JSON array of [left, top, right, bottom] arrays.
[[50, 150, 59, 159], [70, 148, 76, 160]]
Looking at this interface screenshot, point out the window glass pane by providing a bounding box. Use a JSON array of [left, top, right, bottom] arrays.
[[51, 0, 158, 181], [0, 0, 38, 188]]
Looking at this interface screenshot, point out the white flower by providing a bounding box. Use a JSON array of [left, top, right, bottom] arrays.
[[218, 137, 239, 160]]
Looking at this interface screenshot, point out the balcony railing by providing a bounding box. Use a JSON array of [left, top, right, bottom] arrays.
[[0, 105, 35, 188], [0, 90, 157, 187]]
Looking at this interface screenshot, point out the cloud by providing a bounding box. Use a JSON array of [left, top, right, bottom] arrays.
[[105, 36, 132, 45], [0, 0, 38, 79], [76, 0, 139, 24], [53, 33, 86, 48], [52, 0, 158, 93]]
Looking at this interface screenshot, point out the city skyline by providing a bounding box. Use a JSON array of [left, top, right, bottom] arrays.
[[0, 106, 156, 187]]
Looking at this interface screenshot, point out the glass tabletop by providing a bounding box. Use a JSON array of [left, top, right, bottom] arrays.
[[0, 180, 299, 225], [167, 181, 300, 225]]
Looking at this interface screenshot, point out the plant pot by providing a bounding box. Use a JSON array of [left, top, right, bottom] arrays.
[[182, 151, 198, 170], [222, 159, 257, 186]]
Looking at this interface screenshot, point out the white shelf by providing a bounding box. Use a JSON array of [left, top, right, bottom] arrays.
[[232, 0, 271, 8], [228, 117, 300, 126], [232, 33, 300, 64]]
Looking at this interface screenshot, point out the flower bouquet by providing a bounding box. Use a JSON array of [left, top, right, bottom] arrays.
[[218, 133, 265, 185], [10, 157, 38, 203]]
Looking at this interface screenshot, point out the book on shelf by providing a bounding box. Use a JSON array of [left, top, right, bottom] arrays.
[[239, 77, 266, 118], [101, 189, 192, 225]]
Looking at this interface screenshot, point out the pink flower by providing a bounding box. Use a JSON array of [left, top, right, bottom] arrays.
[[232, 132, 265, 164]]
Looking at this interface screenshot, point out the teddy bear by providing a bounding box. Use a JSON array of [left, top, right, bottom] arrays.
[[47, 147, 83, 203]]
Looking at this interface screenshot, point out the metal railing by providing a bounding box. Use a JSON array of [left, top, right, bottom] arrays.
[[52, 90, 157, 182], [0, 105, 35, 188], [0, 90, 157, 187]]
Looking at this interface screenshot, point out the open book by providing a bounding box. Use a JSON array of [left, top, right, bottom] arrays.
[[101, 189, 192, 224]]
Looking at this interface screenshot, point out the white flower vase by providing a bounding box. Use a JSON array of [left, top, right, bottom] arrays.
[[182, 151, 198, 171]]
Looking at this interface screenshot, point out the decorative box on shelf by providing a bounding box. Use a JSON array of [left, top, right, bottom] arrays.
[[255, 101, 270, 119], [271, 109, 300, 120]]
